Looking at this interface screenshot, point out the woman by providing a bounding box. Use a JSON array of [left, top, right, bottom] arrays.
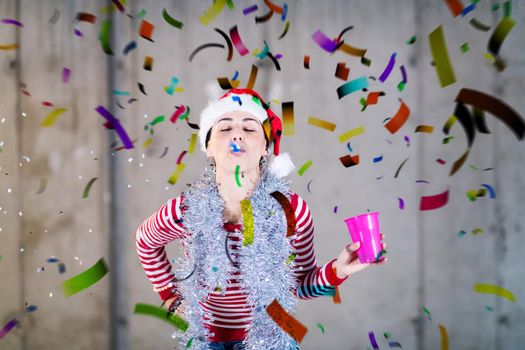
[[135, 89, 386, 350]]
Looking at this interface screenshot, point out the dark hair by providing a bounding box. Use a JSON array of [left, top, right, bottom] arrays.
[[205, 126, 270, 150]]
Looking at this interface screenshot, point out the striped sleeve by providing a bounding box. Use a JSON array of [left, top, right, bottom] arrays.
[[135, 195, 189, 300], [289, 192, 348, 300]]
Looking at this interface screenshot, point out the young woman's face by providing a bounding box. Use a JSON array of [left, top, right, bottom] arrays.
[[206, 111, 268, 173]]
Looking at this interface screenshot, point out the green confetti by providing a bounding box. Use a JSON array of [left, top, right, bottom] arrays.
[[186, 337, 194, 348], [286, 253, 296, 266], [316, 323, 325, 334], [397, 81, 406, 91], [134, 303, 189, 331], [298, 160, 313, 176], [423, 306, 432, 319], [406, 35, 417, 45], [460, 42, 470, 53], [62, 258, 109, 297], [235, 165, 242, 187], [442, 136, 454, 144], [457, 230, 467, 237], [472, 227, 484, 235]]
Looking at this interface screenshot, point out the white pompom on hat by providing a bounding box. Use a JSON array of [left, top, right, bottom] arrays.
[[199, 88, 295, 178]]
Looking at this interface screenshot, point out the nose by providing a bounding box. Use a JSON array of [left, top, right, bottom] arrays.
[[233, 136, 243, 141]]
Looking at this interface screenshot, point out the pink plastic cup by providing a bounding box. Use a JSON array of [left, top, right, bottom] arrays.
[[344, 212, 383, 263]]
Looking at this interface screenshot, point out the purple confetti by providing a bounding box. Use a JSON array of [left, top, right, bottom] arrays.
[[400, 65, 407, 83], [398, 197, 405, 209], [95, 105, 134, 149], [242, 4, 258, 15], [368, 331, 380, 350], [74, 28, 83, 37], [1, 18, 23, 27], [62, 67, 71, 83], [0, 319, 18, 340], [311, 30, 338, 53], [379, 53, 396, 82]]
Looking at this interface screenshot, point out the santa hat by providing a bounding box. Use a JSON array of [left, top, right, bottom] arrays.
[[199, 88, 295, 178]]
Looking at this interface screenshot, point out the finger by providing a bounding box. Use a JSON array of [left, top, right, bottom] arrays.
[[346, 241, 360, 253]]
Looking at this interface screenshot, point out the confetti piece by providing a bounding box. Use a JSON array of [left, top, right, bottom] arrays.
[[286, 253, 296, 265], [307, 117, 336, 132], [335, 62, 350, 81], [442, 136, 455, 144], [419, 189, 449, 211], [138, 82, 147, 95], [240, 199, 254, 246], [82, 177, 98, 199], [122, 40, 137, 56], [98, 20, 114, 55], [303, 55, 310, 69], [394, 157, 410, 178], [347, 142, 353, 152], [188, 133, 197, 154], [423, 306, 432, 319], [281, 102, 295, 136], [366, 91, 385, 106], [167, 163, 186, 185], [143, 56, 153, 71], [246, 64, 258, 89], [0, 319, 18, 340], [398, 198, 405, 209], [481, 184, 496, 198], [428, 25, 456, 87], [62, 67, 71, 83], [373, 155, 383, 163], [1, 18, 23, 27], [96, 106, 134, 149], [41, 108, 67, 127], [439, 324, 449, 350], [139, 19, 155, 41], [298, 160, 313, 176], [456, 88, 524, 140], [111, 0, 126, 13], [36, 178, 48, 194], [332, 285, 342, 304], [162, 8, 183, 29], [62, 258, 109, 297], [200, 0, 227, 25], [134, 9, 147, 20], [379, 53, 396, 82], [461, 2, 476, 16], [474, 283, 516, 303], [278, 21, 290, 40], [444, 0, 464, 17], [186, 338, 194, 348], [415, 180, 430, 184], [338, 126, 365, 142], [368, 331, 380, 349], [460, 42, 470, 53], [215, 28, 234, 61], [264, 0, 284, 14], [469, 18, 491, 32], [25, 305, 38, 313], [385, 100, 410, 134], [76, 12, 97, 23], [485, 305, 494, 312], [337, 76, 368, 99], [472, 228, 484, 235], [49, 9, 61, 24], [406, 35, 417, 45], [316, 323, 325, 334], [415, 125, 434, 133], [46, 257, 66, 274], [134, 303, 189, 331], [158, 147, 169, 159], [189, 43, 225, 62], [0, 44, 18, 50], [270, 192, 297, 238], [243, 4, 258, 15], [311, 30, 338, 53], [339, 154, 360, 168], [235, 165, 242, 187], [255, 9, 273, 23], [266, 299, 308, 343], [487, 17, 515, 70], [230, 25, 249, 56], [333, 206, 338, 214]]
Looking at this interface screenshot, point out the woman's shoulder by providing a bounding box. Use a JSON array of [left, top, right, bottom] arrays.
[[284, 190, 309, 213]]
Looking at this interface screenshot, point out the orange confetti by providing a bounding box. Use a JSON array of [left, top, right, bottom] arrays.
[[266, 300, 308, 343]]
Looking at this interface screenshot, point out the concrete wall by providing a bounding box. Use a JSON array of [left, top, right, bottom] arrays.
[[1, 1, 524, 349]]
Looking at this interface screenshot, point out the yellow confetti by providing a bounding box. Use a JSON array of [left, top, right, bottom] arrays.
[[188, 133, 197, 154], [241, 199, 254, 246], [167, 163, 186, 185], [41, 108, 67, 127], [307, 117, 336, 132], [338, 126, 365, 142]]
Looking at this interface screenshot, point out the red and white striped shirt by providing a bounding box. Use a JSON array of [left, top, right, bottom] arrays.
[[135, 192, 347, 342]]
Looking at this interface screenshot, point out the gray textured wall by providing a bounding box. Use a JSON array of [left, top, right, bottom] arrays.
[[1, 0, 524, 349]]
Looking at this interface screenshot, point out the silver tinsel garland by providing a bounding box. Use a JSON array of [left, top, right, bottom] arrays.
[[173, 167, 299, 350]]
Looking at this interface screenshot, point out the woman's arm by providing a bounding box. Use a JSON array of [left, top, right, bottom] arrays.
[[135, 195, 189, 301], [289, 193, 348, 299]]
